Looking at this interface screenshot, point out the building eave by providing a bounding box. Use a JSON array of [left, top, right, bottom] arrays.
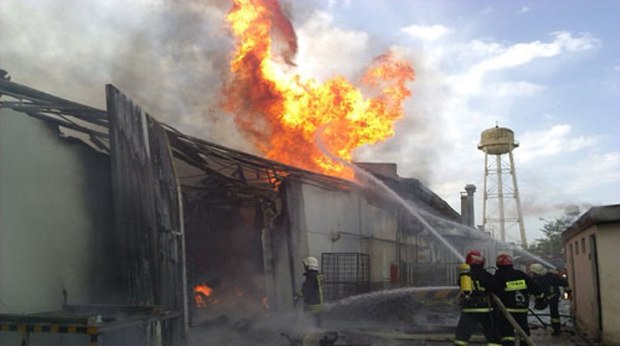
[[562, 204, 620, 242]]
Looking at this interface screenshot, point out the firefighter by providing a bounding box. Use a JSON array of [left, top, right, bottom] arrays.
[[494, 253, 542, 346], [529, 263, 570, 335], [453, 250, 502, 346], [295, 256, 325, 327]]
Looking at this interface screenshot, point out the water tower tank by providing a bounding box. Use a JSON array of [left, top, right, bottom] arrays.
[[477, 126, 518, 155]]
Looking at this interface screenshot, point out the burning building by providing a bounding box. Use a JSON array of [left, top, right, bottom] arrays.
[[0, 73, 472, 345], [0, 1, 484, 344]]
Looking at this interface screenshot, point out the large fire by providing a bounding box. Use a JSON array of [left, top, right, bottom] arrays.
[[223, 0, 415, 179]]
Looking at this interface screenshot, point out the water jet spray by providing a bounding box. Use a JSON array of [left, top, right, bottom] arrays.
[[315, 126, 464, 262]]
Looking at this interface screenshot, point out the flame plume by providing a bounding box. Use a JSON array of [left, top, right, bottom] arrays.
[[223, 0, 415, 179]]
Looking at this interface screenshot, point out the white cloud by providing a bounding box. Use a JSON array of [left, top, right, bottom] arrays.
[[518, 125, 598, 162], [551, 31, 601, 51], [483, 81, 546, 97], [565, 152, 620, 194], [462, 40, 504, 58], [453, 31, 601, 93], [326, 0, 351, 8], [401, 24, 451, 41], [519, 6, 531, 14], [473, 31, 598, 72]]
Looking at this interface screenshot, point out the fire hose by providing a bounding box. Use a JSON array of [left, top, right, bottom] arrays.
[[528, 308, 548, 329], [491, 294, 536, 346]]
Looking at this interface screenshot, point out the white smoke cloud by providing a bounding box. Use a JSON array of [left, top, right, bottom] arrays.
[[295, 11, 371, 82], [0, 0, 252, 148]]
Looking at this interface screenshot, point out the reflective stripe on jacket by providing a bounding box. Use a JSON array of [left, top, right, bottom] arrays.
[[495, 266, 541, 310]]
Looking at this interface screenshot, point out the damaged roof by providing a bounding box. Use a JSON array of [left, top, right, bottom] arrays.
[[0, 76, 461, 221]]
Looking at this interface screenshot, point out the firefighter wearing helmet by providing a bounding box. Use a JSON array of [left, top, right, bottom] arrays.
[[295, 256, 324, 326], [494, 253, 543, 345], [529, 263, 570, 335], [453, 250, 502, 346]]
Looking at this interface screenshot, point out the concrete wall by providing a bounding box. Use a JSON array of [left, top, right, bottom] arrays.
[[596, 223, 620, 345], [284, 179, 400, 292], [361, 202, 398, 288], [302, 182, 363, 257], [565, 225, 599, 340], [0, 109, 113, 314]]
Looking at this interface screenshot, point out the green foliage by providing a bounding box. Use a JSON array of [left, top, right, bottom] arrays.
[[527, 217, 572, 258]]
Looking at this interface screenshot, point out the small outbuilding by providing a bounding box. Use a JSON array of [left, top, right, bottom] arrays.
[[562, 204, 620, 345]]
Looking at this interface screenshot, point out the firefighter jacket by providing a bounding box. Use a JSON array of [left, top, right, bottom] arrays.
[[495, 266, 542, 313], [301, 270, 324, 314], [533, 272, 568, 302], [459, 264, 501, 313]]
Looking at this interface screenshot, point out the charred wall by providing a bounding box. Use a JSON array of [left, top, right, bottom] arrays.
[[106, 85, 186, 342]]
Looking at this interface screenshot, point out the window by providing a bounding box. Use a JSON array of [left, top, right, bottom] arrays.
[[569, 243, 573, 257], [581, 237, 586, 254], [575, 240, 579, 255]]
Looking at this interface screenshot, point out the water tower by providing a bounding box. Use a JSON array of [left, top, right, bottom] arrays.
[[478, 126, 527, 248]]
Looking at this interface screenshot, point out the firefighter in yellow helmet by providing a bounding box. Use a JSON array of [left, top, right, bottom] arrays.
[[453, 250, 502, 346], [296, 256, 325, 327]]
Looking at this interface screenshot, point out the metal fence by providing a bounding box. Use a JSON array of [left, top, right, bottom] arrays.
[[321, 253, 370, 301]]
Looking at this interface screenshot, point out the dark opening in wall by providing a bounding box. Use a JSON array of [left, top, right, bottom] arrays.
[[183, 191, 267, 324]]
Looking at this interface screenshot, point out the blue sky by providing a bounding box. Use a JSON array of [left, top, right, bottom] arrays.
[[1, 0, 618, 243]]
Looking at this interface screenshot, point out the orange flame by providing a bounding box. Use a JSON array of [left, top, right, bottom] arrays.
[[194, 283, 213, 308], [223, 0, 415, 179]]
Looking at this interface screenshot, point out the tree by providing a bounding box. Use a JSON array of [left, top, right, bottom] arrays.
[[528, 217, 572, 258]]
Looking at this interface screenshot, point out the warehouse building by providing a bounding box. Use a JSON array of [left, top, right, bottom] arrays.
[[1, 75, 473, 345]]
